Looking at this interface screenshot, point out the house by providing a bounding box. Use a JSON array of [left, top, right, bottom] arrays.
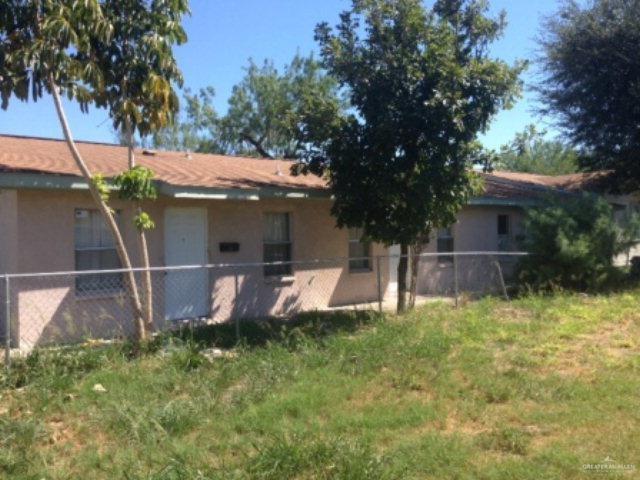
[[0, 134, 633, 349]]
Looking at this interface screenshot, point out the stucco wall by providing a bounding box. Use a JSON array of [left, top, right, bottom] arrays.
[[415, 206, 525, 295], [0, 189, 19, 346], [11, 190, 388, 348], [0, 189, 18, 274]]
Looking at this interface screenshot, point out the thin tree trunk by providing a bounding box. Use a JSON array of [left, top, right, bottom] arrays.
[[408, 242, 422, 310], [125, 122, 154, 333], [397, 243, 409, 313], [50, 78, 146, 342], [137, 204, 154, 332]]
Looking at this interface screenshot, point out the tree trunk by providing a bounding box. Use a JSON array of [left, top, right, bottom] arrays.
[[397, 243, 409, 313], [408, 242, 423, 310], [125, 123, 154, 333], [50, 78, 146, 342], [136, 204, 154, 332]]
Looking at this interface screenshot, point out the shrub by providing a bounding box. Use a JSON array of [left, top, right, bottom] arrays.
[[517, 193, 640, 291]]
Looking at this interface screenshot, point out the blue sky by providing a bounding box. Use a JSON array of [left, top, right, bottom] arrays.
[[0, 0, 561, 150]]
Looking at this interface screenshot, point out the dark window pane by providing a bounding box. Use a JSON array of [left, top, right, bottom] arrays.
[[349, 240, 371, 271], [498, 215, 510, 235], [437, 237, 454, 263], [264, 243, 292, 276], [75, 249, 123, 295]]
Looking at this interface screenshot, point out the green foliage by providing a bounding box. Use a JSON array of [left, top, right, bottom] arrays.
[[133, 211, 155, 231], [91, 173, 111, 202], [517, 194, 640, 291], [220, 54, 345, 159], [537, 0, 640, 190], [152, 54, 346, 158], [151, 86, 226, 153], [483, 124, 579, 175], [90, 0, 188, 138], [0, 1, 111, 110], [307, 0, 524, 246], [113, 166, 157, 202], [113, 166, 157, 231]]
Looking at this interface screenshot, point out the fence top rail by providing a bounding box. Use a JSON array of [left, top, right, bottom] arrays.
[[0, 251, 528, 280]]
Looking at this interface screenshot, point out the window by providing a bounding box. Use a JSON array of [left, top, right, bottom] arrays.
[[263, 213, 292, 277], [497, 214, 511, 251], [348, 228, 371, 271], [437, 227, 454, 263], [74, 209, 123, 294]]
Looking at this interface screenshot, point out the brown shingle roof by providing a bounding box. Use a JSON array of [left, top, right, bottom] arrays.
[[0, 134, 326, 191], [0, 134, 606, 201]]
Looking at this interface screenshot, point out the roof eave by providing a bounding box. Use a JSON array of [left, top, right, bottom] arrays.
[[0, 172, 331, 200], [468, 196, 539, 207]]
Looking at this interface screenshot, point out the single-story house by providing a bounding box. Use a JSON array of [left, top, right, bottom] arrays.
[[0, 134, 635, 349]]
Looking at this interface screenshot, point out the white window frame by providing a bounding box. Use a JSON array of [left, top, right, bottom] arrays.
[[348, 227, 372, 272], [263, 212, 293, 277], [74, 208, 123, 295], [497, 214, 511, 251], [437, 227, 454, 264]]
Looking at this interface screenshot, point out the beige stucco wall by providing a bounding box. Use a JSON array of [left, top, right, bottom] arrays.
[[0, 189, 19, 346], [415, 205, 525, 295], [0, 189, 18, 275], [11, 189, 389, 348]]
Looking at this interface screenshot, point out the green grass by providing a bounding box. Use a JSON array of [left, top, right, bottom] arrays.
[[1, 292, 640, 479]]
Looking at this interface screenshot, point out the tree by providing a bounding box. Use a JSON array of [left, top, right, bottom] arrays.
[[308, 0, 523, 312], [0, 0, 187, 342], [482, 124, 579, 175], [91, 0, 188, 331], [151, 86, 226, 153], [537, 0, 640, 190], [219, 54, 345, 159], [517, 193, 640, 291]]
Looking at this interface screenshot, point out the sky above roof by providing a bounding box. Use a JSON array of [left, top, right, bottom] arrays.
[[0, 0, 562, 151]]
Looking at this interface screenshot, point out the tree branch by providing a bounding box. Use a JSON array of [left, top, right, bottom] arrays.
[[242, 132, 274, 159]]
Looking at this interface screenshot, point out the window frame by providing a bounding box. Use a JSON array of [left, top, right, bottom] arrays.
[[436, 227, 455, 264], [74, 208, 124, 296], [348, 227, 372, 272], [263, 212, 293, 278], [497, 214, 511, 251]]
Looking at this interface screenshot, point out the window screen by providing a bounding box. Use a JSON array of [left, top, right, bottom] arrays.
[[263, 213, 292, 277], [437, 227, 454, 263], [348, 228, 372, 271], [74, 209, 123, 294]]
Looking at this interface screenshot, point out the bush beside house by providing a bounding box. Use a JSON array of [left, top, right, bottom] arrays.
[[517, 193, 640, 291]]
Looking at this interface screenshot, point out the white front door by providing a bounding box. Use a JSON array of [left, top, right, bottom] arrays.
[[164, 208, 209, 321]]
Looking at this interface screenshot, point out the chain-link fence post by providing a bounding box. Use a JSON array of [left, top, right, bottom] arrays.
[[493, 255, 510, 301], [234, 272, 240, 342], [4, 275, 10, 369], [376, 256, 383, 313], [453, 253, 459, 308]]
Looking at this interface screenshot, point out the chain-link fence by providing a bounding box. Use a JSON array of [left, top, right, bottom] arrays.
[[1, 252, 526, 364]]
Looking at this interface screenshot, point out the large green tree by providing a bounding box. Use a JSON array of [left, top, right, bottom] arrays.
[[151, 54, 345, 159], [309, 0, 523, 312], [0, 0, 187, 342], [537, 0, 640, 190], [151, 86, 225, 153], [480, 124, 579, 175], [220, 54, 344, 159]]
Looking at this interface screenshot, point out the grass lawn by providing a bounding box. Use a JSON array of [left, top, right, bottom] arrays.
[[1, 291, 639, 479]]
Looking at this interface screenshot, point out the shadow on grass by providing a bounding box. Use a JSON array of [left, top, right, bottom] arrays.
[[1, 309, 384, 390], [162, 309, 384, 350]]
